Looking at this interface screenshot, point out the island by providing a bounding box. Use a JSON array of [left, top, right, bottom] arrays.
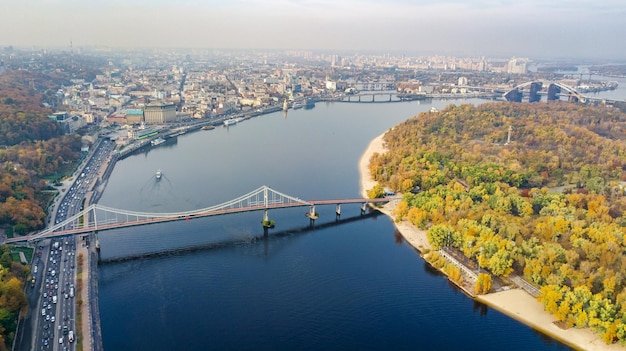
[[360, 102, 626, 350]]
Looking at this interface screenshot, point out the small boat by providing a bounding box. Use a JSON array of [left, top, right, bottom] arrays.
[[155, 169, 162, 180], [201, 125, 215, 130]]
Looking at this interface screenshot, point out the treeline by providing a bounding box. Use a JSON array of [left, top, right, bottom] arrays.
[[0, 246, 28, 350], [0, 70, 82, 234], [368, 102, 626, 344]]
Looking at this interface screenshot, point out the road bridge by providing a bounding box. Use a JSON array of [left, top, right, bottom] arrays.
[[503, 80, 587, 103], [8, 186, 390, 243]]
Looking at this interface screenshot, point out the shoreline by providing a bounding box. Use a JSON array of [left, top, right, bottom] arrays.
[[358, 132, 625, 351]]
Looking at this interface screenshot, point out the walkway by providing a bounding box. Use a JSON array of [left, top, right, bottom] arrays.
[[77, 238, 93, 351]]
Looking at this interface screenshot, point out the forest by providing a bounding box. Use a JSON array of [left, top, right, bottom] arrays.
[[0, 70, 83, 235], [0, 246, 28, 350], [368, 102, 626, 344], [0, 70, 82, 348]]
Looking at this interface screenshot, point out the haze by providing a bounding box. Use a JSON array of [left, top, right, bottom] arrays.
[[1, 0, 625, 59]]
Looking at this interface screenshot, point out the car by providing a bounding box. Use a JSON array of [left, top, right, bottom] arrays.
[[45, 315, 50, 321], [51, 316, 55, 322], [59, 337, 63, 344], [43, 338, 48, 346]]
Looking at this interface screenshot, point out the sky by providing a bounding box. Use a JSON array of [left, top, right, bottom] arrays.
[[1, 0, 625, 60]]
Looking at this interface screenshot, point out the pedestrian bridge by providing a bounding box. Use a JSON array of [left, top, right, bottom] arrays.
[[8, 186, 391, 243]]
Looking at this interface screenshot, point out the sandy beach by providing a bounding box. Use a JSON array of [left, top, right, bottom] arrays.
[[358, 132, 625, 351]]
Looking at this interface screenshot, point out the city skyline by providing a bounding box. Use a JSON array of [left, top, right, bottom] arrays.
[[2, 0, 626, 60]]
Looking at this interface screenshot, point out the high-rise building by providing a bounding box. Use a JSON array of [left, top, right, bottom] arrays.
[[507, 58, 527, 74]]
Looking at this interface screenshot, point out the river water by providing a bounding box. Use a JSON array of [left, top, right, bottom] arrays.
[[97, 98, 573, 350]]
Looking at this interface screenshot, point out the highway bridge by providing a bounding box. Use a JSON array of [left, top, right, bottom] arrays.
[[8, 186, 391, 243], [502, 80, 623, 105]]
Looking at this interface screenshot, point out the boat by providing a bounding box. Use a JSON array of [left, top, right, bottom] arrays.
[[151, 137, 166, 146], [201, 125, 215, 130], [224, 118, 240, 126], [292, 101, 302, 109], [155, 169, 162, 180]]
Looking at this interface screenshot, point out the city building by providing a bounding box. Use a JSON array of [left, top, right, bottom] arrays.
[[507, 58, 528, 74], [144, 103, 177, 124], [125, 109, 144, 124]]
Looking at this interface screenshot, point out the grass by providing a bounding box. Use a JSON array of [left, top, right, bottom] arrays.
[[11, 246, 34, 263]]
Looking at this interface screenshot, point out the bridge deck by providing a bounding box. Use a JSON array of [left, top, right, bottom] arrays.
[[8, 194, 391, 243]]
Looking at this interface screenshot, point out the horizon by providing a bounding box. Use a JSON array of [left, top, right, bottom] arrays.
[[1, 0, 625, 61]]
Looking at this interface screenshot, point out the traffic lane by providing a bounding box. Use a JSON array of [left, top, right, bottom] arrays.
[[34, 240, 54, 351]]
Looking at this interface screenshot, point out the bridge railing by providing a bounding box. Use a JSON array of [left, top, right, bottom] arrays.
[[17, 186, 390, 243]]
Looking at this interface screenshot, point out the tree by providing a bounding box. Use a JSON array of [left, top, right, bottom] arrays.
[[427, 224, 460, 249], [367, 184, 385, 199], [475, 273, 492, 295]]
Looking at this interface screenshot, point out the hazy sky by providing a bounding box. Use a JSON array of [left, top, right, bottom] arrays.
[[1, 0, 625, 60]]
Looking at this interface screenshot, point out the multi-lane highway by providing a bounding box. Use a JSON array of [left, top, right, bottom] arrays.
[[19, 139, 115, 351]]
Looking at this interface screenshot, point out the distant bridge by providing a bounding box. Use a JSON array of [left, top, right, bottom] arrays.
[[8, 186, 391, 243], [503, 80, 586, 103]]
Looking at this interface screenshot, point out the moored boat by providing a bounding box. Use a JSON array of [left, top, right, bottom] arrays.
[[156, 169, 162, 180], [151, 137, 166, 146], [224, 118, 240, 126]]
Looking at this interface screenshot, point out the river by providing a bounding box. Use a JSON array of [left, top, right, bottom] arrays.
[[97, 98, 573, 350]]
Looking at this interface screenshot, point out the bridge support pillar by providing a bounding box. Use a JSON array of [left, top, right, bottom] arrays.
[[335, 204, 341, 221], [358, 96, 361, 102], [262, 209, 274, 233], [372, 95, 375, 102], [389, 94, 392, 102], [361, 203, 368, 215], [305, 205, 319, 226]]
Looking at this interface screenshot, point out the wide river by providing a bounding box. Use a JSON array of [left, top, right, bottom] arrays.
[[97, 98, 573, 350]]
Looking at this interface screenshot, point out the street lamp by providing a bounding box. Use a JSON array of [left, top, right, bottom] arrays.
[[478, 247, 483, 274]]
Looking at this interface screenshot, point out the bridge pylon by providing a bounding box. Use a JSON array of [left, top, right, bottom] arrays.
[[262, 209, 275, 232], [335, 204, 341, 221], [305, 205, 319, 226]]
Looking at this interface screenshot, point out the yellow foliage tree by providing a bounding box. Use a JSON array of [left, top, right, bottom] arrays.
[[475, 273, 492, 295]]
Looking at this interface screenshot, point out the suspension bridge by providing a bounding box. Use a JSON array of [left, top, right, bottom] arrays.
[[7, 186, 392, 244]]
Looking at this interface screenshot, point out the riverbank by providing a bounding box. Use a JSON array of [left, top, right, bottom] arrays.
[[358, 132, 625, 351]]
